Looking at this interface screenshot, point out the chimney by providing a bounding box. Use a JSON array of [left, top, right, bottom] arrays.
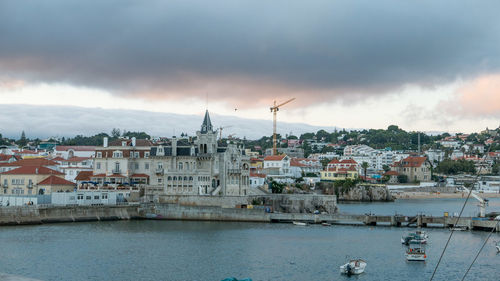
[[132, 137, 136, 147], [103, 137, 108, 148], [172, 137, 177, 157]]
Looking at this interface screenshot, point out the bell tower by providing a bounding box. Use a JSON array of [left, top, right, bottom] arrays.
[[196, 110, 217, 154]]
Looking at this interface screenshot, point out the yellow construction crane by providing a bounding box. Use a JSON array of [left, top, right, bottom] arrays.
[[270, 98, 295, 155], [217, 126, 233, 140]]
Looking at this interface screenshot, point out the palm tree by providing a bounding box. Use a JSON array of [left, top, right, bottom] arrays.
[[361, 162, 369, 182]]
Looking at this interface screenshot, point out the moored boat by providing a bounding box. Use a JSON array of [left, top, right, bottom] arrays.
[[405, 247, 426, 261], [321, 222, 332, 226], [401, 230, 428, 245], [495, 241, 500, 252], [293, 221, 307, 226], [339, 259, 367, 275]]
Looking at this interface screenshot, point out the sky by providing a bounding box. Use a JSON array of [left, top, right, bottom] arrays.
[[1, 0, 500, 139]]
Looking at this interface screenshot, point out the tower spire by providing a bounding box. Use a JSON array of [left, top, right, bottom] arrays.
[[201, 110, 213, 133]]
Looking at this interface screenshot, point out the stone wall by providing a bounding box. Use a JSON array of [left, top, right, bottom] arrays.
[[319, 182, 393, 202], [148, 194, 338, 214], [0, 205, 140, 225]]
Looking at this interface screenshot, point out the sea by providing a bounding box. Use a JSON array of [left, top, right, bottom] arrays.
[[0, 198, 499, 281]]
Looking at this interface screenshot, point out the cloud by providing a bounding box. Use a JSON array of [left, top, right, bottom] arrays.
[[441, 73, 500, 118], [1, 0, 500, 106]]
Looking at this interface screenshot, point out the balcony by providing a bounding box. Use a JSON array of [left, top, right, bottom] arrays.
[[228, 169, 241, 174], [27, 184, 33, 189], [112, 169, 121, 174], [155, 168, 164, 175]]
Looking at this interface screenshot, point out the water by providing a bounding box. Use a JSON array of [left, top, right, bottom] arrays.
[[339, 197, 500, 217], [0, 199, 499, 281]]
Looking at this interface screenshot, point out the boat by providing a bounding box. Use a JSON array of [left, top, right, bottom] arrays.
[[405, 246, 427, 261], [401, 230, 428, 245], [495, 241, 500, 252], [292, 221, 307, 226], [339, 259, 367, 275], [321, 222, 332, 226]]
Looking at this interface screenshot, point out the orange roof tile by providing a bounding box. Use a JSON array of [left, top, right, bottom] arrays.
[[0, 166, 63, 175], [38, 175, 75, 186], [75, 171, 93, 181], [264, 155, 287, 161]]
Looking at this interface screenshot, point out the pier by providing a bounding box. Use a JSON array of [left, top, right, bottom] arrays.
[[270, 212, 500, 232]]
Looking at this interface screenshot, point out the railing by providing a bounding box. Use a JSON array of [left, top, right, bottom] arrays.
[[112, 169, 121, 174], [155, 168, 164, 174], [228, 169, 241, 174]]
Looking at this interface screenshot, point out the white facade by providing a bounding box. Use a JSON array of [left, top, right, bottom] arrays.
[[426, 149, 445, 165], [51, 191, 130, 205]]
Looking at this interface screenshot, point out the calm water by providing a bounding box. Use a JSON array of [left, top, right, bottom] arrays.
[[339, 197, 500, 217], [1, 200, 499, 281]]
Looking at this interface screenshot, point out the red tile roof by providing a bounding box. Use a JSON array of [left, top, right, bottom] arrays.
[[0, 166, 63, 175], [397, 156, 427, 167], [1, 158, 59, 167], [38, 175, 75, 186], [75, 171, 93, 181], [290, 159, 306, 167], [250, 172, 266, 178], [264, 155, 287, 161], [384, 171, 399, 176]]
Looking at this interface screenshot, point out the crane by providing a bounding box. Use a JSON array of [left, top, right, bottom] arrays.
[[462, 185, 489, 217], [217, 126, 233, 140], [270, 98, 295, 155]]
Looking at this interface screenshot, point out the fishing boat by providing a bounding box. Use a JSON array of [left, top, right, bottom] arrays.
[[292, 221, 307, 226], [405, 246, 427, 261], [401, 230, 428, 245], [339, 259, 367, 275]]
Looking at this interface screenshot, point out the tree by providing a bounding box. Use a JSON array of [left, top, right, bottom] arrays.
[[111, 128, 121, 138], [269, 180, 285, 194], [382, 164, 390, 172], [17, 131, 27, 147], [361, 162, 369, 181]]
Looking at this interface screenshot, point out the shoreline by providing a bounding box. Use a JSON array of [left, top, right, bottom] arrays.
[[393, 191, 500, 199]]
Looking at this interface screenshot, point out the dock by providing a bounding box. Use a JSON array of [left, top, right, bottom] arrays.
[[270, 212, 500, 232]]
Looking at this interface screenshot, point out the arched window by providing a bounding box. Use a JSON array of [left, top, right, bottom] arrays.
[[189, 176, 193, 181], [173, 176, 177, 181], [178, 162, 183, 170], [186, 162, 189, 170], [167, 176, 172, 181]]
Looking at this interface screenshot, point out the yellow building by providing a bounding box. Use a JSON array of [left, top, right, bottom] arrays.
[[320, 159, 359, 181], [0, 166, 69, 195]]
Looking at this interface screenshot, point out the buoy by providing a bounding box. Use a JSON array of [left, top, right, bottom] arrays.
[[424, 255, 427, 258]]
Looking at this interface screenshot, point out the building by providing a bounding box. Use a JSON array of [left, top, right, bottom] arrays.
[[89, 110, 251, 196], [0, 166, 67, 195], [55, 157, 93, 182], [320, 159, 359, 181], [425, 149, 445, 166], [391, 156, 431, 183], [53, 145, 96, 159], [263, 155, 290, 176]]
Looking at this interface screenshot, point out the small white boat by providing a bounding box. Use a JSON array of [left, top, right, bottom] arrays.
[[340, 259, 367, 275], [321, 222, 332, 226], [292, 221, 307, 226], [405, 247, 427, 261], [449, 226, 468, 231], [495, 242, 500, 252]]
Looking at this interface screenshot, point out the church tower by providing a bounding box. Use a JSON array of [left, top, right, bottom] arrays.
[[196, 110, 217, 154]]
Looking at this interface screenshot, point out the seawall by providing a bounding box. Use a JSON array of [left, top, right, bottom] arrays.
[[0, 205, 141, 226]]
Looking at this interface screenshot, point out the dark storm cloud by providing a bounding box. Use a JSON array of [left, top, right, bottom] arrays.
[[1, 0, 499, 101]]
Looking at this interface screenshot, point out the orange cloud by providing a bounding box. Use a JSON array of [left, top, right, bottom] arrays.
[[445, 74, 500, 117]]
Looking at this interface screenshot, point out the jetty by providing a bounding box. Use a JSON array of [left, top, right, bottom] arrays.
[[269, 212, 500, 231]]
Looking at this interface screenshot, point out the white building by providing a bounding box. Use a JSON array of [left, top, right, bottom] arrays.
[[55, 157, 93, 182], [425, 149, 445, 166], [263, 155, 291, 176], [53, 146, 96, 159]]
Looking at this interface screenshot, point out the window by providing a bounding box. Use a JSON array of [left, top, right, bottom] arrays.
[[157, 163, 163, 170], [77, 194, 84, 200], [94, 195, 99, 200], [145, 163, 149, 169], [102, 193, 108, 199], [134, 152, 140, 158], [134, 163, 139, 169], [178, 162, 183, 170], [157, 178, 163, 184], [113, 151, 123, 158], [115, 162, 120, 172], [96, 162, 101, 169], [96, 152, 102, 158], [86, 196, 91, 200], [144, 152, 150, 158]]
